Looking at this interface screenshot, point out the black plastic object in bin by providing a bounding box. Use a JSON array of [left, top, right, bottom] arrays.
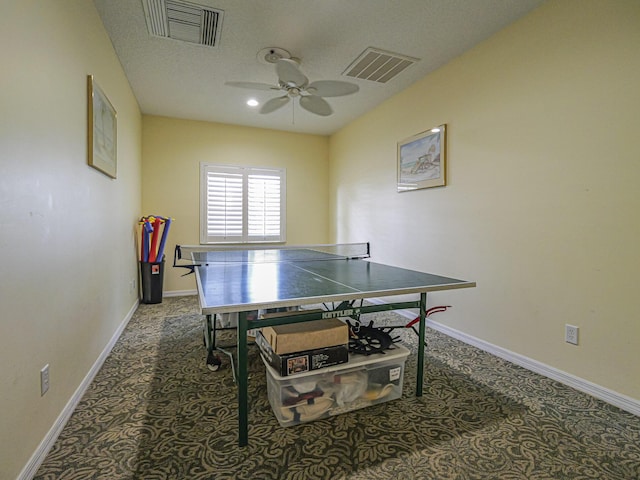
[[140, 258, 165, 304]]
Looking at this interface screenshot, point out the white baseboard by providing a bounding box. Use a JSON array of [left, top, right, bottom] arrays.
[[18, 300, 139, 480], [164, 289, 197, 297], [428, 319, 640, 417], [375, 301, 640, 417]]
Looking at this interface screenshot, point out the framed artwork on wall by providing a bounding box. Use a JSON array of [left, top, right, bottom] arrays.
[[397, 124, 446, 192], [87, 75, 117, 178]]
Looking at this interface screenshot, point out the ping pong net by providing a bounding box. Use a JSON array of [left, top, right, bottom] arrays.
[[173, 242, 370, 275]]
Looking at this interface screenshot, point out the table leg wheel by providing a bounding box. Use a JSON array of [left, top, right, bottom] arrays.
[[206, 352, 222, 371]]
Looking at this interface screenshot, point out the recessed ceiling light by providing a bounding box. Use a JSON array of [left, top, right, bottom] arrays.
[[247, 99, 259, 107]]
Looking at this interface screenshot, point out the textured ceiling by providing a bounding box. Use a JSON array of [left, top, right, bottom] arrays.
[[94, 0, 545, 135]]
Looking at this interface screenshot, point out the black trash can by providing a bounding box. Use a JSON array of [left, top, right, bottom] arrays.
[[140, 258, 165, 304]]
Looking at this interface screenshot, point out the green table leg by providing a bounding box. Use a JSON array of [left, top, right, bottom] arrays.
[[416, 292, 427, 396], [237, 311, 249, 446]]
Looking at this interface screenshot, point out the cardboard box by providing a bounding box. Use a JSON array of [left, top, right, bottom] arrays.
[[256, 330, 348, 376], [260, 317, 348, 355]]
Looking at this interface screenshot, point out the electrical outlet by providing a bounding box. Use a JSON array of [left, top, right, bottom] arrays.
[[40, 364, 50, 396], [565, 324, 579, 345]]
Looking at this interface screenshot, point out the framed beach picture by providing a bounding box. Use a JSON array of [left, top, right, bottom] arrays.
[[87, 75, 117, 178], [397, 124, 446, 192]]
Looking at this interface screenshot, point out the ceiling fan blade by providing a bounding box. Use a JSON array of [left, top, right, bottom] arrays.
[[276, 58, 308, 88], [260, 95, 290, 114], [299, 95, 333, 116], [225, 81, 278, 91], [306, 80, 359, 97]]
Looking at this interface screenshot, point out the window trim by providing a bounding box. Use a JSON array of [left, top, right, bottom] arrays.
[[200, 163, 286, 244]]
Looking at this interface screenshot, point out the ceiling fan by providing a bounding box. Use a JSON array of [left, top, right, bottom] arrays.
[[225, 56, 359, 117]]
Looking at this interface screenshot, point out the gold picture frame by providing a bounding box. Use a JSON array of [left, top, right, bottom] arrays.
[[397, 124, 446, 192], [87, 75, 117, 178]]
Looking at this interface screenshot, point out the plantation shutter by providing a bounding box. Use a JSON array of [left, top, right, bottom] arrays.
[[247, 172, 282, 240], [205, 168, 243, 241], [200, 164, 286, 243]]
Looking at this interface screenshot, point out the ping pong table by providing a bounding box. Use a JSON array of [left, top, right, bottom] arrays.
[[176, 243, 475, 446]]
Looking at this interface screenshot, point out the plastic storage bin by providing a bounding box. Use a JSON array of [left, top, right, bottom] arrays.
[[263, 344, 410, 427]]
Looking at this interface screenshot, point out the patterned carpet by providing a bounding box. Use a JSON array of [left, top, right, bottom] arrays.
[[34, 296, 640, 479]]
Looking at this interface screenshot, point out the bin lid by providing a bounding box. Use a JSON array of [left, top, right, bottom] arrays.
[[263, 343, 410, 381]]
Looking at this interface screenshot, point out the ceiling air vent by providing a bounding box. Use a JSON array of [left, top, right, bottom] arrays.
[[343, 47, 419, 83], [142, 0, 224, 47]]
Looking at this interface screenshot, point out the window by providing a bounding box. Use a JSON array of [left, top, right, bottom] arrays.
[[200, 164, 286, 243]]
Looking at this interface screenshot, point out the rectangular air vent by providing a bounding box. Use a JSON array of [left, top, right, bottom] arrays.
[[343, 47, 419, 83], [142, 0, 223, 47]]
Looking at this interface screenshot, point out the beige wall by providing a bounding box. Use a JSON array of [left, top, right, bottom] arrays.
[[0, 2, 142, 479], [141, 115, 330, 294], [330, 0, 640, 400]]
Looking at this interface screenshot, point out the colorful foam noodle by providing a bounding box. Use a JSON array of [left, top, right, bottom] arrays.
[[148, 217, 163, 262], [141, 218, 154, 263], [139, 215, 172, 263], [155, 217, 172, 262]]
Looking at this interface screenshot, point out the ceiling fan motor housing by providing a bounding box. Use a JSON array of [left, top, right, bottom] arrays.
[[257, 47, 291, 64]]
